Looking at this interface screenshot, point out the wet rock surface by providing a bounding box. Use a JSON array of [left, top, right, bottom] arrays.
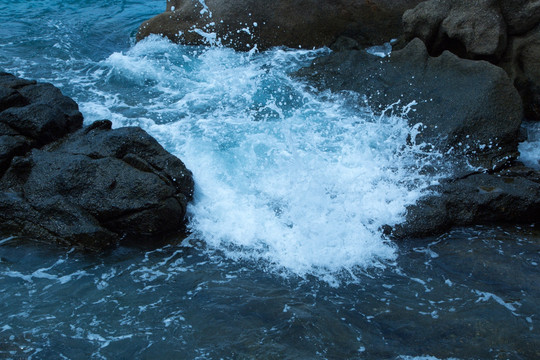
[[138, 0, 540, 123], [0, 73, 83, 174], [297, 39, 523, 173], [296, 40, 540, 238], [137, 0, 422, 51], [403, 0, 508, 61], [500, 25, 540, 121], [403, 0, 540, 121], [139, 0, 540, 123], [0, 73, 194, 250], [392, 165, 540, 238]]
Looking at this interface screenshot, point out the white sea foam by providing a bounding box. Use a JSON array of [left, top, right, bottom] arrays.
[[4, 264, 89, 285], [474, 290, 519, 314], [78, 36, 442, 281], [197, 0, 212, 16], [366, 42, 393, 58], [519, 121, 540, 170]]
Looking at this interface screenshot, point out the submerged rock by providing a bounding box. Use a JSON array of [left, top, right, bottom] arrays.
[[297, 39, 523, 173], [137, 0, 422, 50], [0, 73, 194, 250]]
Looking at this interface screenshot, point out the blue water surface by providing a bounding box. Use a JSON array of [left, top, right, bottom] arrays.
[[1, 1, 539, 359]]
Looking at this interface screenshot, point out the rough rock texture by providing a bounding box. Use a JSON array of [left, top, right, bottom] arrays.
[[0, 73, 194, 250], [137, 0, 422, 50], [296, 39, 540, 238], [0, 72, 83, 174], [498, 0, 540, 36], [392, 165, 540, 238], [500, 25, 540, 121], [402, 0, 540, 120], [403, 0, 507, 61], [297, 39, 523, 172]]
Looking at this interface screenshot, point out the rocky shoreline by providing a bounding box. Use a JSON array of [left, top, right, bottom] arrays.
[[0, 72, 194, 250], [402, 0, 540, 122], [139, 0, 540, 124], [136, 0, 422, 51], [137, 0, 540, 240], [2, 0, 539, 249], [295, 38, 540, 238], [391, 165, 540, 238]]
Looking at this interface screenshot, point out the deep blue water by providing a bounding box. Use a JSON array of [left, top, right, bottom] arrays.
[[1, 1, 539, 359]]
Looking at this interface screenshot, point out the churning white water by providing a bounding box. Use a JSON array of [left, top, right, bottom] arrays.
[[520, 121, 540, 170], [77, 36, 442, 281], [2, 3, 538, 358]]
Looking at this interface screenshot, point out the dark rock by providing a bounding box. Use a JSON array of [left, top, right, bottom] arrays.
[[401, 0, 540, 120], [392, 165, 540, 238], [0, 86, 27, 112], [0, 134, 29, 175], [0, 72, 36, 89], [17, 82, 82, 121], [297, 38, 523, 172], [330, 36, 360, 52], [0, 73, 83, 177], [297, 37, 538, 237], [500, 25, 540, 121], [403, 0, 507, 61], [499, 0, 540, 35], [0, 125, 194, 249], [137, 0, 422, 51], [1, 104, 79, 147], [0, 73, 194, 250], [401, 0, 450, 50]]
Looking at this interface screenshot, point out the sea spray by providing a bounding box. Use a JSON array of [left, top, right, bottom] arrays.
[[79, 36, 444, 281], [520, 121, 540, 170], [1, 3, 538, 357]]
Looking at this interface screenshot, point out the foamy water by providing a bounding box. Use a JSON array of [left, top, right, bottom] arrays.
[[520, 121, 540, 170], [68, 36, 446, 280], [1, 2, 539, 358]]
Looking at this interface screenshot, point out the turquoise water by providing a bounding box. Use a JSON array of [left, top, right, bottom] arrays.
[[1, 1, 539, 358]]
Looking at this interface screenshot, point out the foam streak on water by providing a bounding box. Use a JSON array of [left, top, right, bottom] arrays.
[[71, 36, 442, 281]]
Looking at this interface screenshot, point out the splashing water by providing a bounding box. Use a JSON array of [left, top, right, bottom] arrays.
[[1, 3, 539, 358], [520, 121, 540, 170], [71, 35, 443, 281]]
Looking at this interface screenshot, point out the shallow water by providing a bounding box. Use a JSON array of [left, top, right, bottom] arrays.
[[1, 226, 539, 359], [1, 1, 539, 359]]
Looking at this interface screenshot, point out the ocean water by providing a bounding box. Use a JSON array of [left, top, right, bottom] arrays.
[[1, 1, 539, 359], [520, 122, 540, 170]]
